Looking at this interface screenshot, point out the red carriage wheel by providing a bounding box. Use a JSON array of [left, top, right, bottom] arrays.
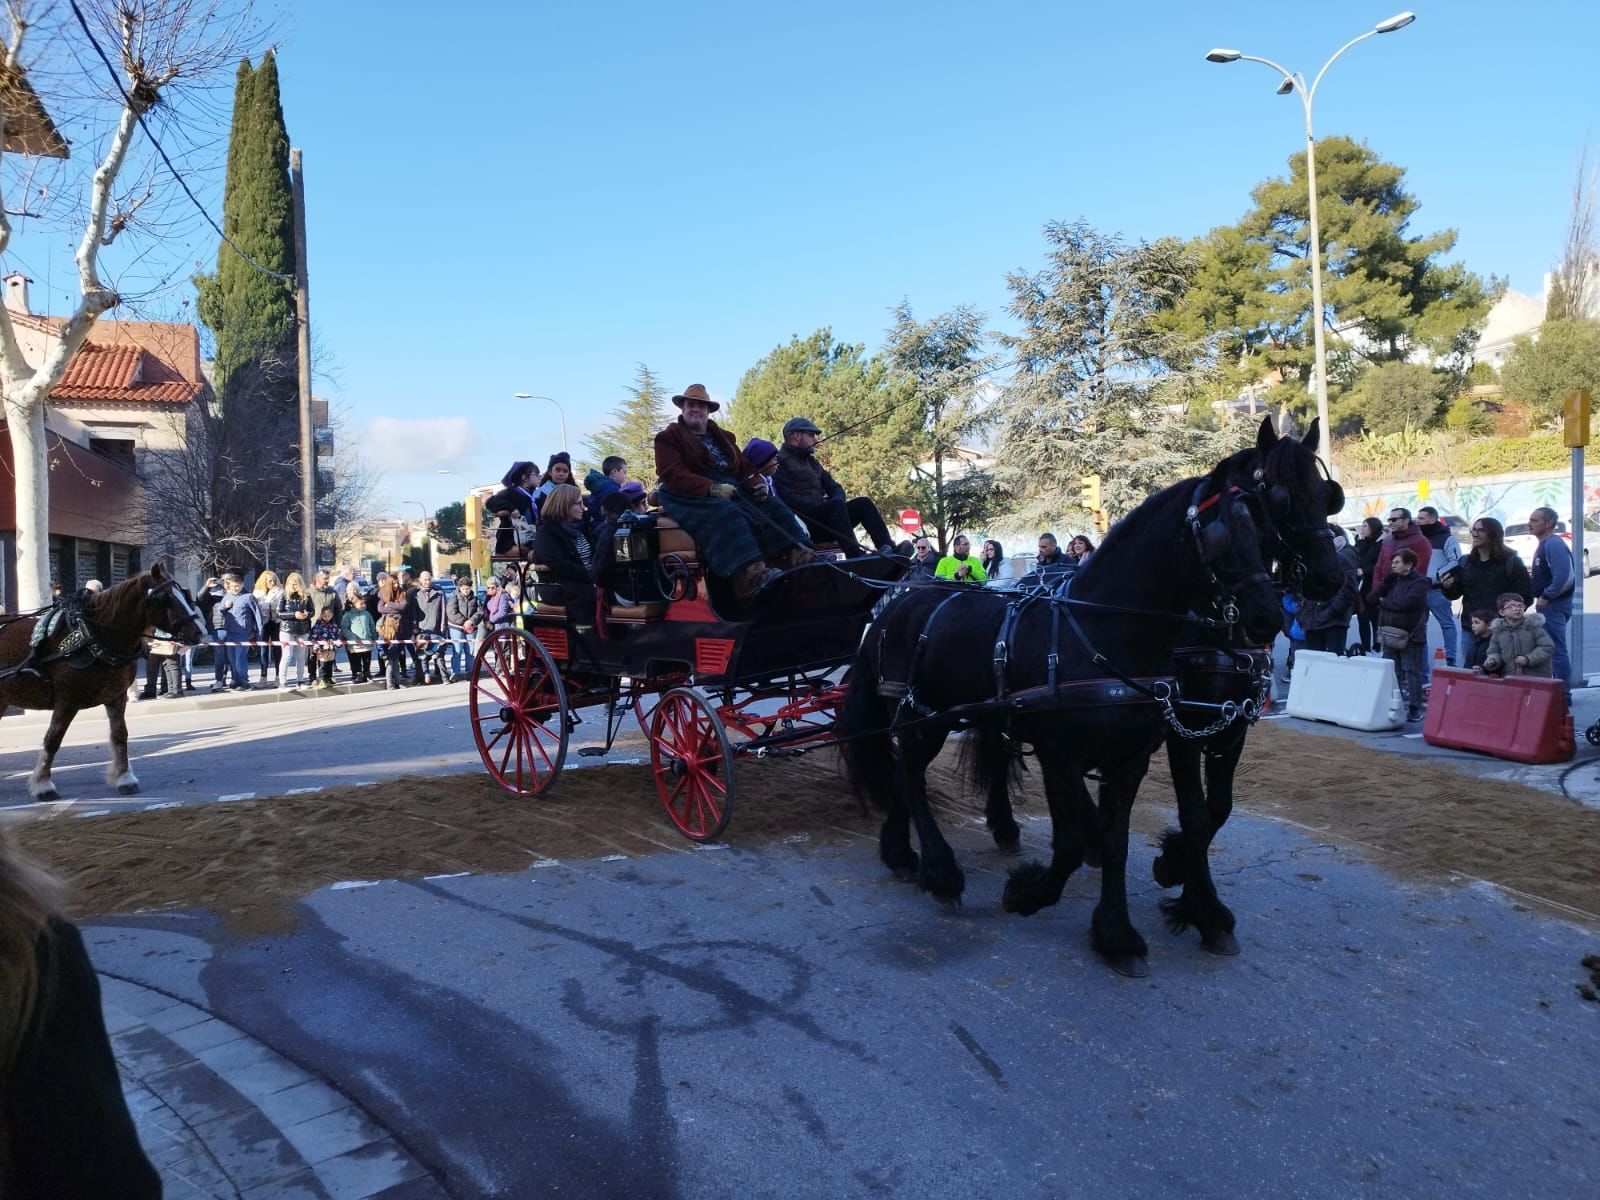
[[648, 686, 735, 842], [471, 628, 569, 797]]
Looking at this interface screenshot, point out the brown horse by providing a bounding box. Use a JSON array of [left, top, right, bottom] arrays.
[[0, 565, 206, 802]]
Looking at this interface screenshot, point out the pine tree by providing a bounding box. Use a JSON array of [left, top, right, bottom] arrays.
[[586, 364, 670, 480]]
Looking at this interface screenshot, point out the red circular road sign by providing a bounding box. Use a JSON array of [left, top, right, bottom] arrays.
[[899, 509, 921, 533]]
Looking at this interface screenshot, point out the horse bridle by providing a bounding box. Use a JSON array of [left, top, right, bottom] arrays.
[[1186, 481, 1275, 628], [148, 576, 206, 641], [1236, 453, 1342, 593]]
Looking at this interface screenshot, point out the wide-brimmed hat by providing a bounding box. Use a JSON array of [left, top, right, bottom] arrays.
[[672, 383, 720, 413], [501, 460, 534, 488], [782, 416, 821, 437], [743, 437, 778, 468]]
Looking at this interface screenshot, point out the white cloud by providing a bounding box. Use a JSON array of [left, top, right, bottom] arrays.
[[361, 417, 482, 474]]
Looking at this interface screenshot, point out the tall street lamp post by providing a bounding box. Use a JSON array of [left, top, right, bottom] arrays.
[[513, 392, 568, 453], [1206, 11, 1416, 477]]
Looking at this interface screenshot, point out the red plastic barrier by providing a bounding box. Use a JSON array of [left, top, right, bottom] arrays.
[[1422, 667, 1574, 764]]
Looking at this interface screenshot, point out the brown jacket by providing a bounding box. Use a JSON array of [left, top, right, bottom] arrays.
[[654, 417, 750, 498]]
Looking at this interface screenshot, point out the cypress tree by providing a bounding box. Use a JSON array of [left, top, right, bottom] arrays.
[[196, 51, 297, 411], [194, 51, 301, 570]]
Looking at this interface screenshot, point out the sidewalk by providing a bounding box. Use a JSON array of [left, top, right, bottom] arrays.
[[104, 975, 443, 1199]]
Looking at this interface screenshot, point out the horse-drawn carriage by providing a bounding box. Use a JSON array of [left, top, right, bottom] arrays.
[[469, 512, 907, 841]]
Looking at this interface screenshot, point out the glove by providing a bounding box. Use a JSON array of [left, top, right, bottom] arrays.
[[709, 483, 738, 500], [748, 481, 771, 501]]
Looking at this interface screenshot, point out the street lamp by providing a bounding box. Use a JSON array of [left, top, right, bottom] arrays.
[[1205, 12, 1416, 477], [512, 392, 568, 453]]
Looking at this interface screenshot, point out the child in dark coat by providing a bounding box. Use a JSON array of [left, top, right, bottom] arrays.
[[1463, 609, 1495, 671]]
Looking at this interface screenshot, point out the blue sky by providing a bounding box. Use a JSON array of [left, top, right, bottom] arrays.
[[19, 1, 1600, 515]]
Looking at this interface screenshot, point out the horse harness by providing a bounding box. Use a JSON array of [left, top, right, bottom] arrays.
[[876, 481, 1271, 741], [0, 593, 144, 682]]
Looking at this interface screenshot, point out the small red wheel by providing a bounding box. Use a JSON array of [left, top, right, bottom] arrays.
[[648, 686, 735, 842], [471, 628, 568, 796]]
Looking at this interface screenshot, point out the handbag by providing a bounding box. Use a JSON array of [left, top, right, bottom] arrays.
[[1376, 624, 1412, 652]]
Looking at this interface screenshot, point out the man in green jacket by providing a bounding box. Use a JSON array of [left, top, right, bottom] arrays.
[[935, 535, 988, 584]]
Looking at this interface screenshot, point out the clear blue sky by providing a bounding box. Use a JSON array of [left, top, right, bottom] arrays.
[[49, 2, 1600, 514]]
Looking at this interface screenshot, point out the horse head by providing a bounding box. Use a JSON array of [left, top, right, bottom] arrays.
[[1188, 466, 1284, 648], [1229, 415, 1346, 601], [139, 563, 207, 645]]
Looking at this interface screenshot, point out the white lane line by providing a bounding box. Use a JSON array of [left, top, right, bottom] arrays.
[[330, 879, 382, 891], [284, 786, 322, 795], [693, 842, 731, 852], [142, 801, 184, 811], [600, 854, 629, 862], [216, 792, 255, 803], [72, 809, 111, 819], [529, 859, 560, 869], [423, 871, 471, 880]]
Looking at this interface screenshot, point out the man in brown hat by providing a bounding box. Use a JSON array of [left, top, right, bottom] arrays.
[[654, 384, 812, 602]]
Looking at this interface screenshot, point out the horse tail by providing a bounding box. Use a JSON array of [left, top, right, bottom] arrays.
[[959, 721, 1023, 800], [838, 638, 895, 814]]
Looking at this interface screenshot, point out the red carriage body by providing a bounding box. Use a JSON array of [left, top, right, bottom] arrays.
[[470, 514, 906, 841]]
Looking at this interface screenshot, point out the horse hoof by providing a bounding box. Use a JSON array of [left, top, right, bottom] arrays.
[[891, 864, 919, 884], [1202, 930, 1240, 957], [934, 892, 964, 909], [1107, 954, 1150, 979], [33, 789, 58, 804], [994, 836, 1022, 856], [1151, 856, 1179, 889], [117, 782, 140, 796]]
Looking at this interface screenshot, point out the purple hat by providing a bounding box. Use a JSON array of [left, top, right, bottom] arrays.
[[743, 437, 777, 468], [620, 480, 647, 500]]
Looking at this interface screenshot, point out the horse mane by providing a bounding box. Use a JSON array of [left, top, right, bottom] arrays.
[[82, 572, 153, 631]]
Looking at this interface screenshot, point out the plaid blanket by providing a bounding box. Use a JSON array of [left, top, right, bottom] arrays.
[[659, 483, 809, 576]]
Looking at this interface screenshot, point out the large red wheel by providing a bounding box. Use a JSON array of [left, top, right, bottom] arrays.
[[471, 628, 568, 797], [648, 686, 735, 842]]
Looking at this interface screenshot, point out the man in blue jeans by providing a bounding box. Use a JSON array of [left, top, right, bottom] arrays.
[[1416, 506, 1460, 676], [1528, 506, 1574, 695]]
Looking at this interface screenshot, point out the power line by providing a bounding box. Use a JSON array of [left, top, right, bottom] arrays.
[[65, 0, 294, 283]]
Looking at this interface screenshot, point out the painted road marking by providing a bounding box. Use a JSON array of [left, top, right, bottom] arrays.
[[330, 880, 382, 891], [217, 792, 256, 803]]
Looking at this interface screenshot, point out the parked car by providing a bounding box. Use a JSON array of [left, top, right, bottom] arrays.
[[1502, 517, 1600, 578], [1441, 514, 1471, 546]]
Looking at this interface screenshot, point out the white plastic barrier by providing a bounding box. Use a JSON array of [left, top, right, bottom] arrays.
[[1285, 650, 1405, 732]]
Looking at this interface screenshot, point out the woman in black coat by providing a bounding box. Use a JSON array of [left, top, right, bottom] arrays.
[[1353, 516, 1384, 653], [1439, 516, 1534, 644], [532, 483, 597, 632]]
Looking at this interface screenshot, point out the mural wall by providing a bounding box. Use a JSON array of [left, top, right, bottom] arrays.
[[1334, 468, 1599, 528]]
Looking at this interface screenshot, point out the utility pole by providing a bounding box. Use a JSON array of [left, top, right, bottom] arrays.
[[291, 148, 315, 573]]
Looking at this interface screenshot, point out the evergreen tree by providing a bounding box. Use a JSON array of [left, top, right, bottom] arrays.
[[1164, 137, 1496, 425], [586, 364, 670, 480], [193, 52, 301, 570], [196, 52, 297, 412], [727, 330, 919, 514], [994, 220, 1246, 528]]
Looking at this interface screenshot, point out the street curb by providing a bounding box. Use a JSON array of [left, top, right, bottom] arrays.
[[103, 974, 442, 1199]]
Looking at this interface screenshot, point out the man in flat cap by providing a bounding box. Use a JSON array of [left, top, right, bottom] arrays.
[[654, 384, 812, 603], [774, 415, 896, 558]]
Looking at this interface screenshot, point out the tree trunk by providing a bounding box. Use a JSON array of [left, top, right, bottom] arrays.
[[4, 395, 49, 609]]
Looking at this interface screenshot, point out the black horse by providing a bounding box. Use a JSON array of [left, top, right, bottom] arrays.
[[838, 420, 1343, 976]]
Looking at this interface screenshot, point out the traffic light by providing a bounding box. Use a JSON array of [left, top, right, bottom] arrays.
[[1093, 508, 1109, 535], [1080, 473, 1101, 513], [1563, 389, 1591, 449]]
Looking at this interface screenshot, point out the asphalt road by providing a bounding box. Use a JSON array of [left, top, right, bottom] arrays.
[[86, 811, 1600, 1199]]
